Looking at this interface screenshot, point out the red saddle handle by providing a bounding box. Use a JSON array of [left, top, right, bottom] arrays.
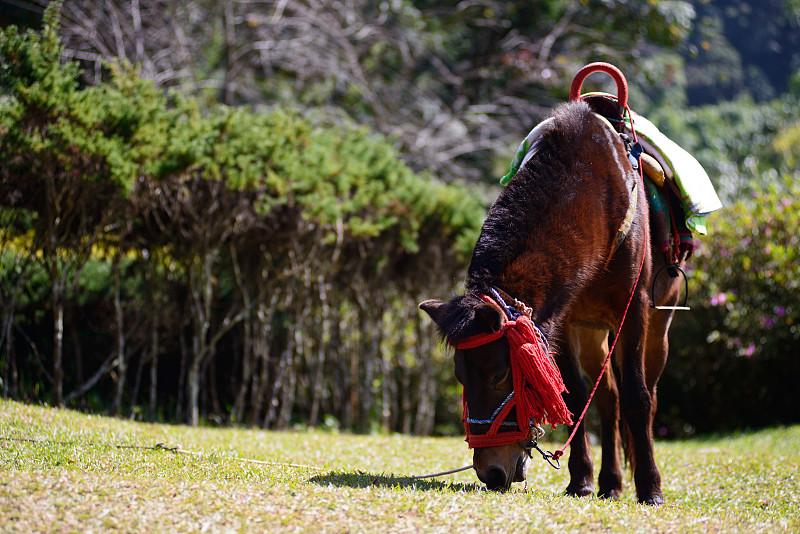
[[569, 62, 628, 109]]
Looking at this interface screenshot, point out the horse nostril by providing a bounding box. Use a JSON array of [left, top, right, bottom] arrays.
[[482, 466, 508, 491]]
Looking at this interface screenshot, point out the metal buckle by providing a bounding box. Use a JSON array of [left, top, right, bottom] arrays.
[[520, 425, 560, 469]]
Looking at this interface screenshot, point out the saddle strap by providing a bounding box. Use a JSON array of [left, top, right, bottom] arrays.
[[613, 181, 638, 252]]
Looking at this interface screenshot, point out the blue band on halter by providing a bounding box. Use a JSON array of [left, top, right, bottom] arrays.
[[466, 391, 517, 426], [488, 287, 518, 320]]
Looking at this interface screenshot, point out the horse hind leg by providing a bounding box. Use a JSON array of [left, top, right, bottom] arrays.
[[616, 294, 665, 506], [576, 327, 624, 500]]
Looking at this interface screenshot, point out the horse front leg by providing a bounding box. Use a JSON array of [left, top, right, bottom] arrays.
[[591, 354, 625, 499], [575, 326, 624, 500], [617, 296, 665, 506], [559, 328, 594, 498], [595, 369, 624, 500]]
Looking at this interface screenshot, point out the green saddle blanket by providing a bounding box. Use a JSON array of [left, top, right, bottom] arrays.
[[627, 112, 722, 235]]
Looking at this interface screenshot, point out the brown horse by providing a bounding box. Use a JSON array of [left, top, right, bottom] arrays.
[[419, 98, 686, 505]]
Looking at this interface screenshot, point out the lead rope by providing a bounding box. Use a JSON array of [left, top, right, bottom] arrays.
[[547, 105, 648, 465], [410, 464, 475, 479]]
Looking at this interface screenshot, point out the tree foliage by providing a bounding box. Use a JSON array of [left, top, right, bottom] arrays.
[[660, 179, 800, 435], [2, 0, 800, 436], [682, 0, 800, 104], [16, 0, 694, 184], [0, 14, 483, 430]]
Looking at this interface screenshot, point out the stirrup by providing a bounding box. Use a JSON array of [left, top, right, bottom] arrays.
[[650, 264, 690, 311]]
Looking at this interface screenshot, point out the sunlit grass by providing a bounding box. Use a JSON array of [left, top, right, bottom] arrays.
[[1, 399, 798, 533]]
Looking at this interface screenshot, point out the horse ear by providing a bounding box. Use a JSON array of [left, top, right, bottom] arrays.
[[419, 299, 445, 325], [474, 303, 505, 333]]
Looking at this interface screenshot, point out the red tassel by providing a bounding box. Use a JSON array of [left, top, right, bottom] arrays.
[[506, 317, 573, 427]]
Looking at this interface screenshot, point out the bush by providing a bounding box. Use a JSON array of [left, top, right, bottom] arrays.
[[0, 14, 485, 431], [658, 178, 800, 437]]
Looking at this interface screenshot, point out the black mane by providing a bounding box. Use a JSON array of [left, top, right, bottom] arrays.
[[466, 100, 601, 293]]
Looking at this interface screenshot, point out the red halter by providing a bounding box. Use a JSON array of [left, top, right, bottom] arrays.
[[452, 294, 573, 449]]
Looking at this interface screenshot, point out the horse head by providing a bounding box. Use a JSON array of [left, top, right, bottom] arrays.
[[420, 294, 547, 490]]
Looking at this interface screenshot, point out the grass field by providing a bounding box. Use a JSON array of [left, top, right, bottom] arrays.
[[1, 399, 798, 533]]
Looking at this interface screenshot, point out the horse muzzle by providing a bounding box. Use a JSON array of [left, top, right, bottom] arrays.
[[473, 444, 530, 490]]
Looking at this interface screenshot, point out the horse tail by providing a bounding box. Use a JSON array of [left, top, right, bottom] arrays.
[[619, 417, 635, 472], [612, 357, 636, 473]]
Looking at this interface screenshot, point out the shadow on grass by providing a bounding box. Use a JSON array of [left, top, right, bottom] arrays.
[[310, 470, 485, 492]]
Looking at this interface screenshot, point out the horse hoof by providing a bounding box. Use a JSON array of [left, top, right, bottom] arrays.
[[598, 488, 622, 501], [565, 484, 594, 498], [639, 493, 665, 506]]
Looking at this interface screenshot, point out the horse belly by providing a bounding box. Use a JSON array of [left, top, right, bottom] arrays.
[[566, 293, 619, 332]]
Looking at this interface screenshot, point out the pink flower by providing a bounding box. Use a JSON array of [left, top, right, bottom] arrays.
[[710, 292, 727, 306]]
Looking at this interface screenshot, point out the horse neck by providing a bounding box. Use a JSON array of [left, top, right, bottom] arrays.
[[466, 182, 581, 330], [466, 119, 629, 331]]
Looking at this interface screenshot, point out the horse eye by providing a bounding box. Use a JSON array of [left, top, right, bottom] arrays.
[[491, 369, 510, 387]]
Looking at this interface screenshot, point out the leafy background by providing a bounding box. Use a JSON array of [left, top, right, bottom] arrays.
[[1, 0, 799, 439]]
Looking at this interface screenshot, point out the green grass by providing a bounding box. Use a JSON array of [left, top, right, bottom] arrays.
[[1, 399, 798, 533]]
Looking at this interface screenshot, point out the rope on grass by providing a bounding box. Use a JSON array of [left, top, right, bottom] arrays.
[[410, 464, 474, 479], [3, 436, 473, 479], [0, 436, 324, 471]]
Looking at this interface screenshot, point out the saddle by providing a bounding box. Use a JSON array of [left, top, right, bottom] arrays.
[[581, 93, 684, 260], [581, 91, 722, 262], [501, 63, 721, 264]]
